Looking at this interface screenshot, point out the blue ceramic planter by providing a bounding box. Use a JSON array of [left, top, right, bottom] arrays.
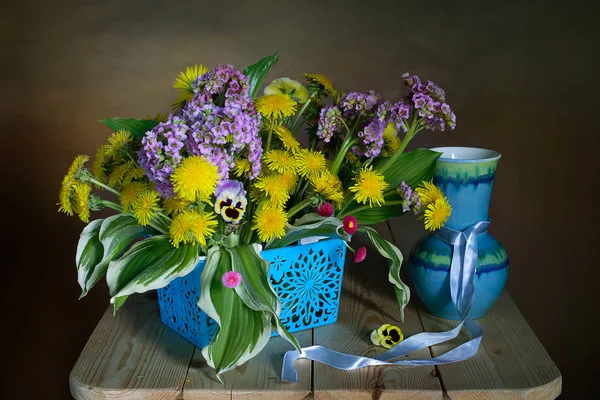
[[408, 147, 508, 320]]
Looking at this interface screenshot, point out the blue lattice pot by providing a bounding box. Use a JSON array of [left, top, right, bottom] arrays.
[[157, 238, 346, 348]]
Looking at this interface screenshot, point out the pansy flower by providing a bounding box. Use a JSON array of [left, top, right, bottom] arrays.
[[214, 180, 247, 224], [370, 324, 404, 349]]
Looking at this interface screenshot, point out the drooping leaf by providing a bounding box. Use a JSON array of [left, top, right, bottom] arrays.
[[359, 226, 410, 321], [76, 219, 105, 298], [80, 214, 154, 297], [353, 204, 407, 225], [197, 247, 273, 380], [99, 118, 159, 141], [243, 51, 279, 98], [106, 235, 199, 312], [265, 214, 349, 249], [227, 244, 301, 350]]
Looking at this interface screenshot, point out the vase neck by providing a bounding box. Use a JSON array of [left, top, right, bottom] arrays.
[[433, 159, 499, 231]]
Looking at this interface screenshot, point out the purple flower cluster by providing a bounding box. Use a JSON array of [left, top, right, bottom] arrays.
[[316, 105, 343, 143], [397, 181, 422, 214], [185, 64, 262, 179], [354, 119, 385, 158], [403, 73, 456, 131], [138, 115, 189, 197], [138, 65, 262, 197], [340, 90, 381, 116]]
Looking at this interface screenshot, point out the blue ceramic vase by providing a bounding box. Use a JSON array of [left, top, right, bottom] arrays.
[[408, 147, 508, 320]]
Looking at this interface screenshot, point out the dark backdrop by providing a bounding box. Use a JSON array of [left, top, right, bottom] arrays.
[[2, 0, 599, 398]]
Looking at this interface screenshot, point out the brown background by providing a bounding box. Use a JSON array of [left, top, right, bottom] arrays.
[[2, 0, 599, 398]]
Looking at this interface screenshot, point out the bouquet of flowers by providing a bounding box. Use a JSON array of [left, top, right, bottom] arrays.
[[58, 52, 455, 380]]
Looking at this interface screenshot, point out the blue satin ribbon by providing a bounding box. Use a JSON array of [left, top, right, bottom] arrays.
[[281, 220, 490, 383]]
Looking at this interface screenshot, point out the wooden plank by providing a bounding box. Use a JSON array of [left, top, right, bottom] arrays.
[[418, 292, 562, 399], [313, 223, 443, 400], [230, 329, 313, 400], [70, 293, 195, 400], [182, 348, 234, 400]]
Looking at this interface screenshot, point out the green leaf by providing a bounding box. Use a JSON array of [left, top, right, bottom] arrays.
[[265, 214, 349, 249], [375, 148, 441, 188], [243, 51, 279, 98], [81, 214, 154, 297], [76, 219, 105, 298], [359, 226, 410, 321], [99, 118, 159, 141], [106, 235, 199, 312], [227, 244, 301, 351], [353, 204, 406, 225], [197, 248, 273, 380]]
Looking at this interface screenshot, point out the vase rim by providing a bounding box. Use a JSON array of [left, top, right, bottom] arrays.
[[430, 146, 501, 163]]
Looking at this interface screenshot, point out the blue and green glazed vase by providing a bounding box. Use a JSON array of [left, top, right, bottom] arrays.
[[408, 147, 508, 320]]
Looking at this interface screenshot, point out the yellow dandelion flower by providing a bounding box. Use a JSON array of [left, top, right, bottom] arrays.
[[416, 181, 444, 208], [191, 212, 218, 246], [255, 94, 297, 120], [163, 196, 190, 216], [279, 172, 298, 194], [171, 156, 219, 202], [294, 149, 327, 179], [304, 73, 337, 96], [233, 159, 251, 178], [169, 210, 217, 248], [382, 122, 401, 157], [264, 77, 309, 104], [349, 166, 389, 207], [73, 181, 92, 223], [273, 125, 301, 153], [173, 64, 209, 93], [263, 150, 297, 174], [108, 161, 134, 189], [120, 182, 147, 212], [106, 129, 132, 159], [252, 206, 288, 242], [92, 145, 109, 182], [132, 190, 160, 226], [67, 155, 89, 180], [58, 175, 76, 216], [310, 171, 345, 206], [254, 174, 290, 207], [423, 197, 452, 231]]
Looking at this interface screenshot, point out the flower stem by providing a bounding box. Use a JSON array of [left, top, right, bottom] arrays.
[[287, 198, 314, 219], [266, 120, 275, 152], [89, 177, 120, 197], [377, 113, 421, 174], [291, 92, 317, 133]]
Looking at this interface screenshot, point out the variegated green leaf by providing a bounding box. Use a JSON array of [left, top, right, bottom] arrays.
[[76, 219, 105, 298], [81, 214, 153, 297], [227, 244, 301, 350], [197, 247, 272, 381], [243, 51, 279, 98], [266, 214, 349, 249], [106, 235, 199, 312], [359, 226, 410, 321]]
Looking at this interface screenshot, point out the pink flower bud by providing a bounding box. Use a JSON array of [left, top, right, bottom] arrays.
[[343, 215, 358, 235], [354, 247, 367, 263], [222, 271, 242, 288], [316, 202, 334, 217]]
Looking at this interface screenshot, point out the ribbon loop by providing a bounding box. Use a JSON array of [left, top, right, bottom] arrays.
[[281, 220, 490, 382]]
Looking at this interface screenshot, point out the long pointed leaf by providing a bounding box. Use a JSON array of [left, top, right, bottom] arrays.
[[359, 226, 410, 321], [198, 247, 272, 379], [76, 219, 105, 297], [266, 214, 349, 249], [99, 118, 159, 141], [227, 244, 301, 351], [243, 52, 279, 98], [106, 235, 199, 311]]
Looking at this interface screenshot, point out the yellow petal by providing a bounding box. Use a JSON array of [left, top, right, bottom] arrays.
[[264, 77, 309, 103]]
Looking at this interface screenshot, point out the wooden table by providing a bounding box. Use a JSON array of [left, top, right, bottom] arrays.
[[70, 224, 561, 399]]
